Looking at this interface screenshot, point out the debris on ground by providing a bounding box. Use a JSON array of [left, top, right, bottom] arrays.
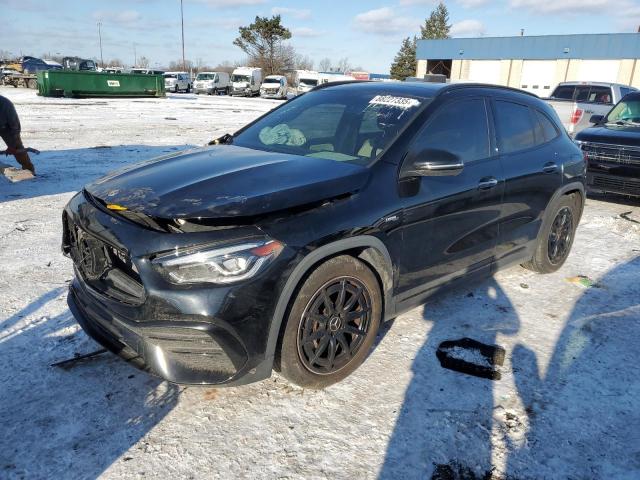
[[50, 348, 108, 369], [620, 211, 640, 224], [0, 162, 35, 182], [565, 275, 601, 289], [436, 338, 506, 380]]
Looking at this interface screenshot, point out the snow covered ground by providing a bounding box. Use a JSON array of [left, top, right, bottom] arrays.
[[1, 86, 639, 480]]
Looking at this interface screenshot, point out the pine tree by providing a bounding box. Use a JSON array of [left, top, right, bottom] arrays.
[[390, 36, 417, 81], [420, 2, 451, 39]]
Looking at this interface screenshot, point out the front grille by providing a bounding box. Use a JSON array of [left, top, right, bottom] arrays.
[[63, 212, 145, 304], [590, 173, 640, 197], [581, 142, 640, 166]]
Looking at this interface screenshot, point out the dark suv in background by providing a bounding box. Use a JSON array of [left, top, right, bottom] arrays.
[[63, 82, 585, 388], [575, 91, 640, 198]]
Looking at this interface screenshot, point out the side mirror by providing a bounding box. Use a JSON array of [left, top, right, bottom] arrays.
[[589, 114, 604, 124], [402, 149, 464, 178]]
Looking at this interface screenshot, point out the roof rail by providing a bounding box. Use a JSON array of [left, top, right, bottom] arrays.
[[440, 82, 539, 98], [309, 80, 370, 92]]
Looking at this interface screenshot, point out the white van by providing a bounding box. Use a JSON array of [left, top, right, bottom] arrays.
[[193, 72, 230, 95], [295, 70, 320, 95], [164, 72, 191, 93], [230, 67, 262, 97], [319, 72, 357, 85], [260, 75, 288, 99]]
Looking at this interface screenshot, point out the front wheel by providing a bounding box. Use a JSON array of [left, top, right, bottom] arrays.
[[277, 255, 382, 389], [522, 194, 580, 274]]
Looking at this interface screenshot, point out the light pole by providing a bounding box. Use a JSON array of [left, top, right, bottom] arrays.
[[180, 0, 186, 71], [97, 21, 104, 68], [133, 43, 137, 67]]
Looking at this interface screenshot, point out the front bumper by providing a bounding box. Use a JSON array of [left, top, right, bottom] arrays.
[[63, 191, 290, 385]]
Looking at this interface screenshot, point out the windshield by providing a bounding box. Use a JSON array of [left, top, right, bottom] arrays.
[[264, 78, 280, 84], [197, 73, 215, 80], [164, 74, 177, 79], [233, 89, 427, 165], [606, 98, 640, 125], [232, 75, 250, 82], [299, 78, 318, 87]]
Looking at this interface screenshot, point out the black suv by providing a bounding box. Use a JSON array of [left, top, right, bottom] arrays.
[[63, 82, 585, 388], [575, 91, 640, 198]]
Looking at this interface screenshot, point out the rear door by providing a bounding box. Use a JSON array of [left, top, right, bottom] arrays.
[[492, 98, 564, 266], [396, 96, 504, 299]]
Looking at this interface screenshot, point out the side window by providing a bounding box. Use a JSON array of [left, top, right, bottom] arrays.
[[412, 98, 490, 162], [534, 110, 560, 144], [551, 85, 575, 100], [288, 104, 346, 140], [494, 100, 536, 153], [588, 86, 612, 104]]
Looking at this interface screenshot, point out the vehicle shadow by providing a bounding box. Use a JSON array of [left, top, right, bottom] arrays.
[[506, 256, 640, 478], [0, 288, 180, 479], [0, 144, 194, 203], [379, 276, 520, 479]]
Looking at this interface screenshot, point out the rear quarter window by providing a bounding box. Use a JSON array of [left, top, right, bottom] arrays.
[[534, 110, 560, 144]]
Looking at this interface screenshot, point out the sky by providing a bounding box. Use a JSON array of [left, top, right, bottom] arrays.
[[1, 0, 639, 73]]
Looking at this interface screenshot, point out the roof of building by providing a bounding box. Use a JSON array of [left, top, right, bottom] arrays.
[[417, 33, 640, 61]]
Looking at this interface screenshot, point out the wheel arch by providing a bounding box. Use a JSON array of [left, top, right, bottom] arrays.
[[265, 235, 394, 367]]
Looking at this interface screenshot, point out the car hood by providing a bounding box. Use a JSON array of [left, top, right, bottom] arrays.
[[576, 124, 640, 147], [86, 145, 369, 220]]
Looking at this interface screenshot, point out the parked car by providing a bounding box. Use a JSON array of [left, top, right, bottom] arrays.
[[193, 71, 230, 95], [295, 70, 320, 95], [63, 82, 585, 388], [260, 75, 288, 99], [164, 72, 191, 93], [62, 57, 97, 71], [231, 67, 262, 96], [546, 82, 637, 137], [129, 68, 165, 75], [575, 91, 640, 198]]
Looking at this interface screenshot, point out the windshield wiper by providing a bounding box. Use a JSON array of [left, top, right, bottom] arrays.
[[208, 133, 233, 146]]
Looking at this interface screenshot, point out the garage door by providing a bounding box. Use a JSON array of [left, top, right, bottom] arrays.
[[467, 61, 502, 85], [577, 60, 620, 83], [520, 60, 557, 96]]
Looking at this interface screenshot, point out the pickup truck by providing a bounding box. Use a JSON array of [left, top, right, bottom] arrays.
[[575, 91, 640, 198], [545, 82, 637, 136]]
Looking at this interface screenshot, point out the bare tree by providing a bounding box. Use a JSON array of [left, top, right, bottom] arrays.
[[336, 57, 352, 74], [295, 54, 314, 71], [319, 57, 331, 72], [138, 56, 150, 68]]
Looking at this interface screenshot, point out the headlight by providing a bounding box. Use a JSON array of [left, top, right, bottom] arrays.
[[152, 239, 284, 285]]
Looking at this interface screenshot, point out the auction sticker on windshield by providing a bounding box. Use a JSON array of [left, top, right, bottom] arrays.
[[369, 95, 420, 109]]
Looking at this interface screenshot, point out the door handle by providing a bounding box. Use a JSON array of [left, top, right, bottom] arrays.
[[543, 162, 558, 174], [478, 178, 498, 190]]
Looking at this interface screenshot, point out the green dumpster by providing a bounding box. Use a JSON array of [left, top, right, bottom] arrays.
[[37, 70, 165, 98]]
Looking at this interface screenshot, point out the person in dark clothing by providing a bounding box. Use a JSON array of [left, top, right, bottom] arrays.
[[0, 95, 36, 174]]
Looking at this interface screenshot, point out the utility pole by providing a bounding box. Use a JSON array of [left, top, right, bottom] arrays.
[[180, 0, 186, 71], [97, 21, 104, 68], [133, 43, 137, 67]]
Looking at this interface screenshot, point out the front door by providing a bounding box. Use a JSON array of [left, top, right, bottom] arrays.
[[396, 96, 504, 301]]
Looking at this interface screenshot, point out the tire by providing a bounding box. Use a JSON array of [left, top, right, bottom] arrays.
[[522, 194, 580, 274], [174, 85, 178, 93], [226, 87, 231, 96], [277, 255, 382, 389]]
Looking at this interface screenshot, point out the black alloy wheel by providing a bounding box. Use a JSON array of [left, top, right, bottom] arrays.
[[297, 277, 372, 375], [547, 207, 574, 265]]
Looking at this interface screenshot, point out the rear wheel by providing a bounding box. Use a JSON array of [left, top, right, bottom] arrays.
[[522, 194, 580, 274], [277, 255, 382, 389]]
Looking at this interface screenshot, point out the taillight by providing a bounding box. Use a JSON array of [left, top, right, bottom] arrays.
[[570, 108, 583, 125]]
